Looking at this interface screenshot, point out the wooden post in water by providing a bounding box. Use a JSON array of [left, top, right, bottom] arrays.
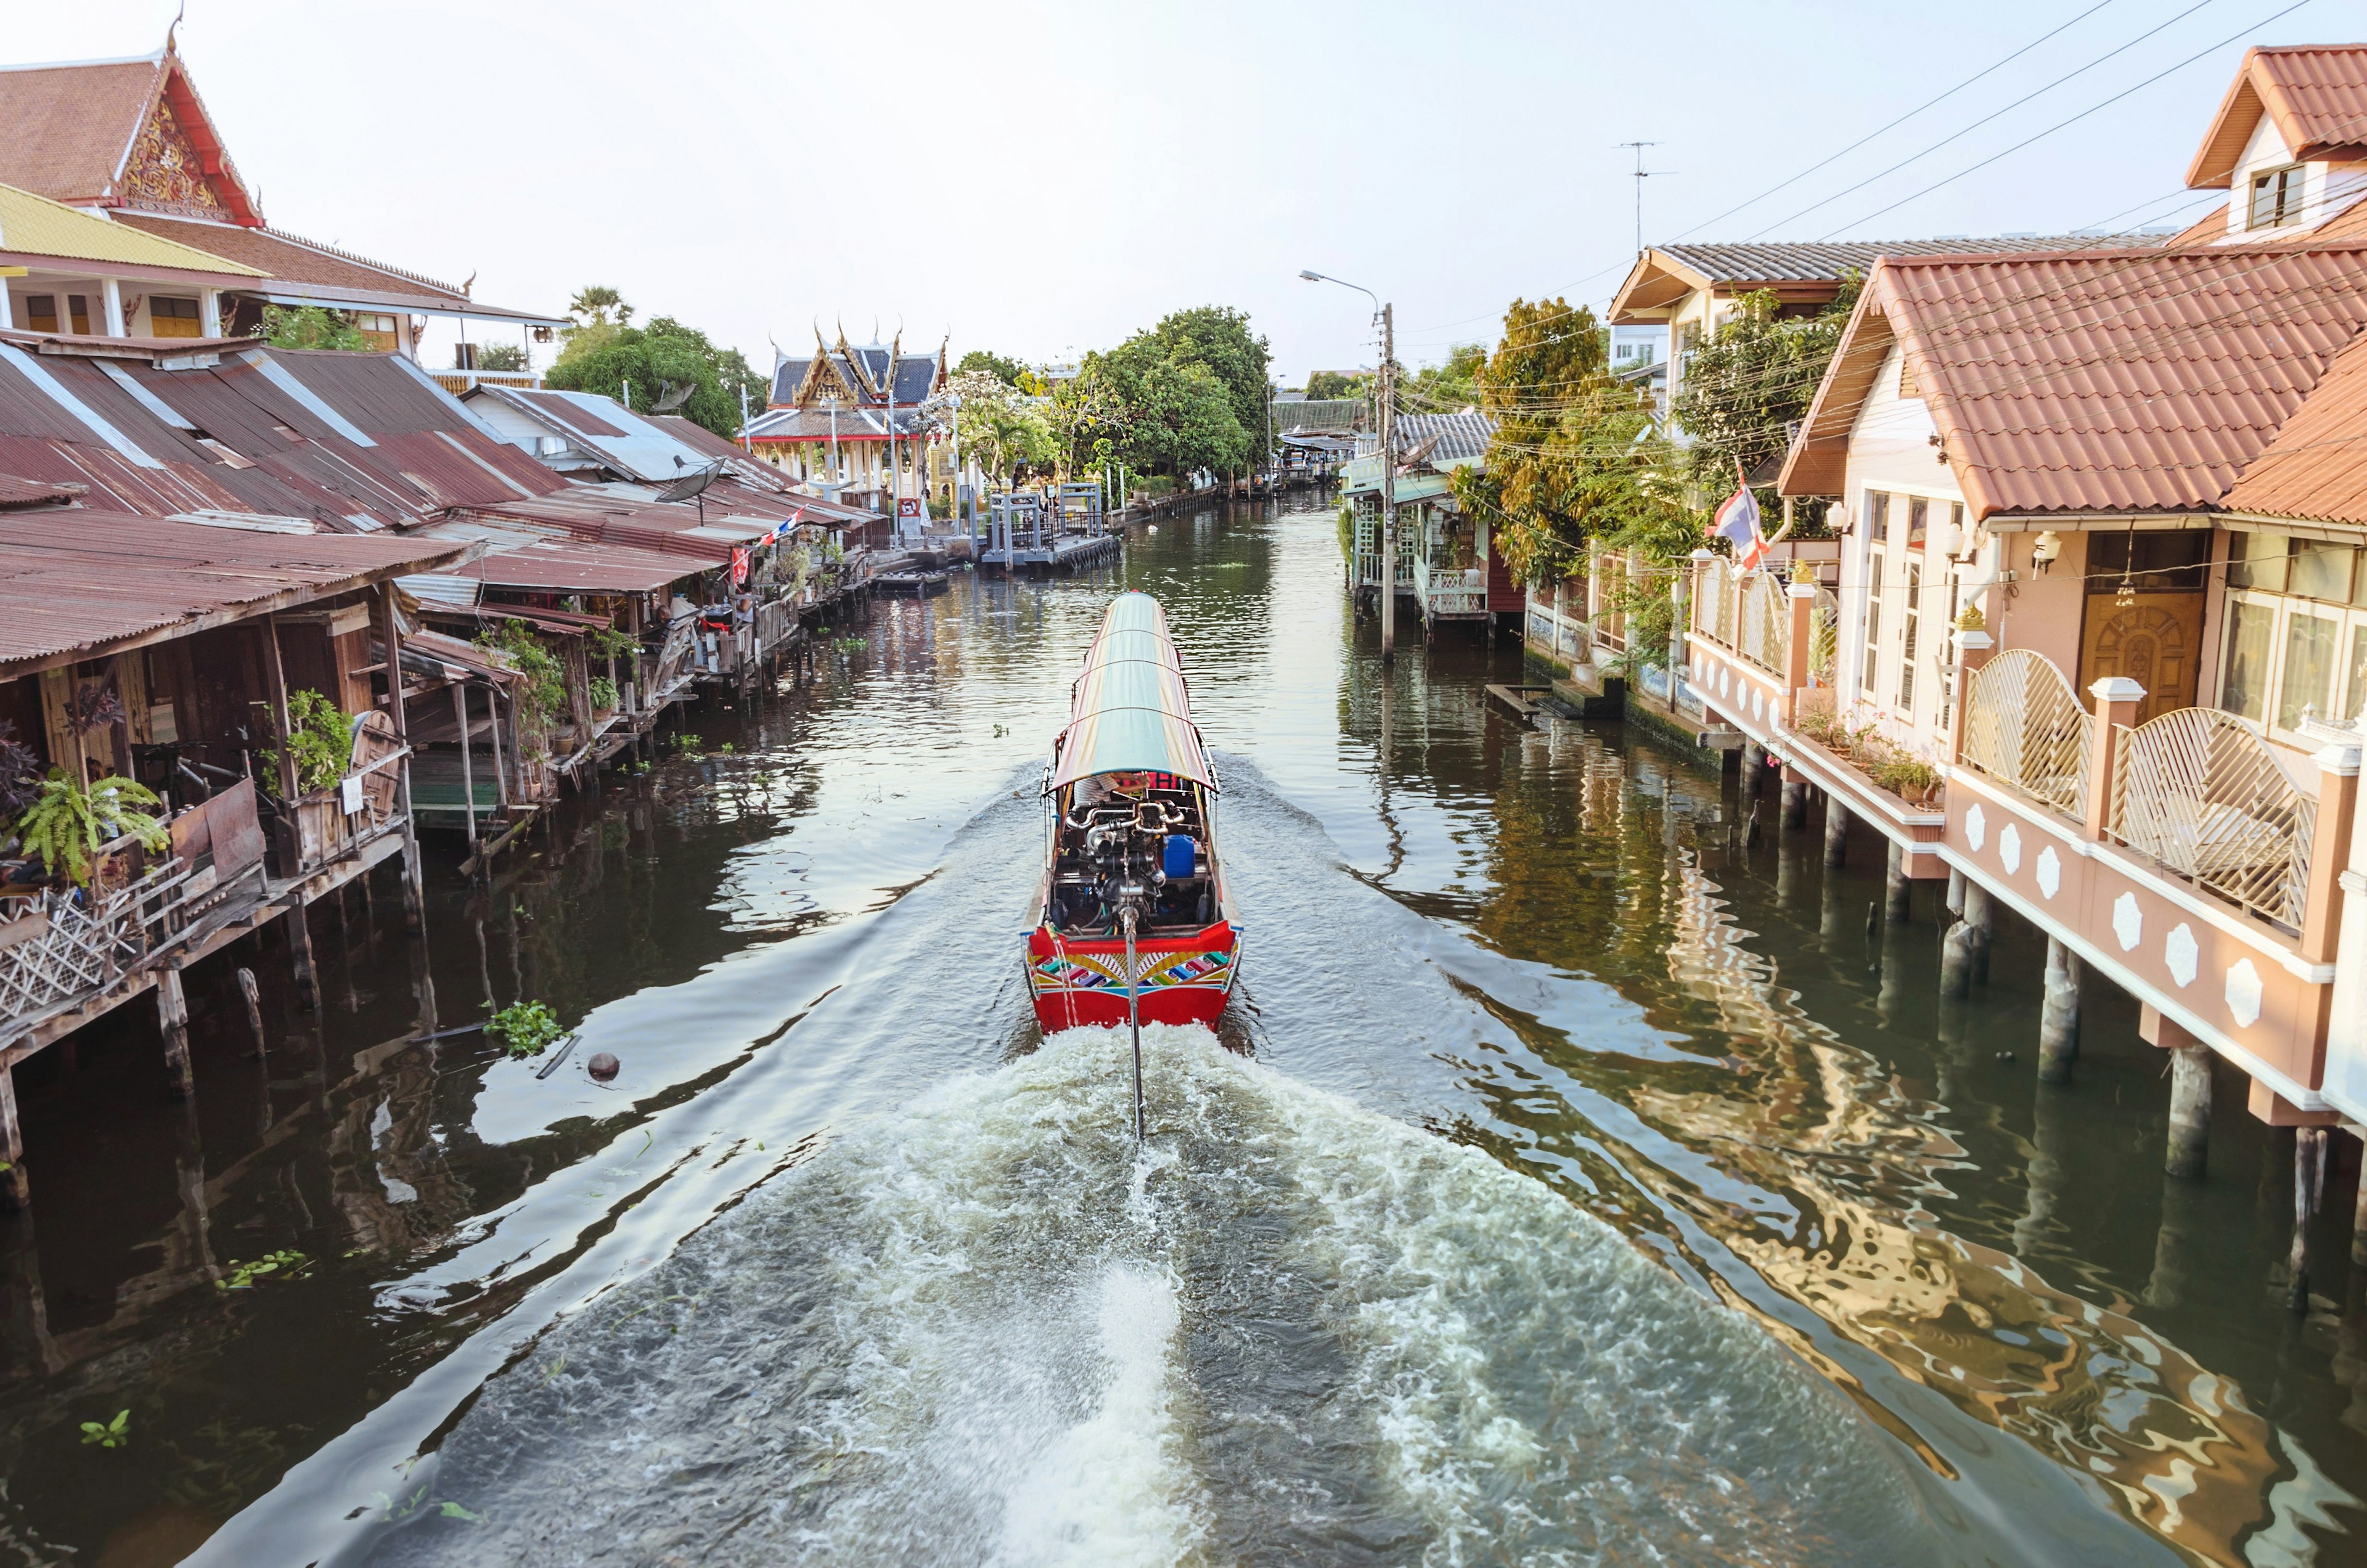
[[2291, 1127, 2328, 1313], [285, 902, 321, 1014], [378, 584, 423, 931], [158, 966, 195, 1099]]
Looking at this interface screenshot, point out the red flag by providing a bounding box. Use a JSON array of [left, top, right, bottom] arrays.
[[730, 545, 751, 586]]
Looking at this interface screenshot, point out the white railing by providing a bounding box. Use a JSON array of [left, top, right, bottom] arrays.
[[1960, 650, 2093, 820], [2109, 708, 2318, 929], [1809, 586, 1840, 686]]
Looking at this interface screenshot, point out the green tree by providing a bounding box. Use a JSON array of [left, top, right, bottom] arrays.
[[948, 370, 1059, 485], [1138, 305, 1270, 465], [476, 342, 527, 372], [1303, 369, 1362, 400], [1402, 343, 1486, 412], [1455, 298, 1686, 594], [955, 349, 1030, 387], [567, 285, 633, 329], [260, 304, 371, 352], [547, 313, 767, 439], [1670, 276, 1858, 515]]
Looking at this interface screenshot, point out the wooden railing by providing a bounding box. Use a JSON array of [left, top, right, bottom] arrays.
[[2107, 708, 2318, 929], [1960, 650, 2094, 820]]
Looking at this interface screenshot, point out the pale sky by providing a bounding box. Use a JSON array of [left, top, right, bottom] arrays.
[[12, 1, 2333, 382]]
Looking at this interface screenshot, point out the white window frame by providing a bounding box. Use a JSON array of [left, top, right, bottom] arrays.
[[2215, 533, 2367, 741]]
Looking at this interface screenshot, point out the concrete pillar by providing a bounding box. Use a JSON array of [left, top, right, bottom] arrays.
[[0, 1064, 27, 1210], [2038, 937, 2080, 1084], [2291, 1127, 2329, 1313], [2083, 678, 2145, 841], [0, 287, 13, 332], [1946, 867, 1965, 921], [100, 277, 126, 337], [1823, 798, 1849, 868], [158, 967, 195, 1099], [198, 287, 222, 338], [1741, 741, 1765, 797], [1780, 771, 1808, 831], [1964, 880, 1992, 985], [2167, 1043, 2213, 1178], [1884, 839, 1911, 922], [286, 903, 321, 1013], [2144, 1170, 2203, 1308]]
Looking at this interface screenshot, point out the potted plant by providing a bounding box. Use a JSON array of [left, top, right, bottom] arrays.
[[16, 770, 170, 888]]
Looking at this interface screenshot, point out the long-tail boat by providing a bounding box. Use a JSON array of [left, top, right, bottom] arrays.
[[1028, 594, 1240, 1072]]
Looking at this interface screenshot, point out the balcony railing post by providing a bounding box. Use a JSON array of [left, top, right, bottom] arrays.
[[1783, 582, 1815, 723], [1947, 629, 1994, 766], [2083, 677, 2146, 842], [2301, 741, 2360, 966]]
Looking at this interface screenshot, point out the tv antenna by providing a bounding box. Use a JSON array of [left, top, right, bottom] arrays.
[[1616, 141, 1670, 256]]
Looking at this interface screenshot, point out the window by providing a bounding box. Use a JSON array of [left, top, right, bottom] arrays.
[[2218, 528, 2367, 738], [2249, 165, 2307, 231], [150, 296, 201, 339], [23, 294, 56, 333], [1899, 560, 1921, 713], [1863, 545, 1886, 696], [2278, 611, 2339, 729], [1907, 496, 1928, 548], [67, 295, 89, 334], [353, 312, 398, 352], [2221, 600, 2276, 721], [2088, 529, 2210, 591]]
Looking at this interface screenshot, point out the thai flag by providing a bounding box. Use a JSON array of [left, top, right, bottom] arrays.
[[1711, 476, 1769, 571], [767, 505, 805, 546]]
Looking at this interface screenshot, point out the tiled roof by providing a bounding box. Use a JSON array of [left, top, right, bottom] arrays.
[[745, 406, 928, 440], [1395, 412, 1494, 464], [0, 55, 162, 206], [0, 182, 263, 275], [115, 213, 467, 301], [1782, 241, 2367, 518], [2188, 45, 2367, 188], [1654, 235, 2163, 284], [2222, 328, 2367, 525]]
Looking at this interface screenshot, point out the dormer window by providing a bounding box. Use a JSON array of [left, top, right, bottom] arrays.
[[2248, 164, 2307, 229]]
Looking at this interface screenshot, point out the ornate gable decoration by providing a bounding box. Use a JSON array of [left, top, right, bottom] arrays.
[[120, 96, 229, 218]]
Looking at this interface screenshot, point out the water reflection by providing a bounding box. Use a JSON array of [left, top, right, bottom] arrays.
[[0, 497, 2359, 1566]]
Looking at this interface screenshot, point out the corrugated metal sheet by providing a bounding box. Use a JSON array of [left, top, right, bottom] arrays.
[[0, 470, 80, 508], [0, 182, 263, 274], [414, 514, 709, 594], [0, 510, 467, 673]]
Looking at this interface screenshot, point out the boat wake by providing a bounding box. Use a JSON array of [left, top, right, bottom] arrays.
[[370, 1026, 1947, 1567]]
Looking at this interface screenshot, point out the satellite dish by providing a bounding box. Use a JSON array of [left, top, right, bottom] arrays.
[[653, 460, 724, 504], [652, 381, 696, 414]]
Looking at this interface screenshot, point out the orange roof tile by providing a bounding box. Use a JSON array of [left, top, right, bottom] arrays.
[[2188, 45, 2367, 187], [2221, 329, 2367, 526], [1783, 241, 2367, 521], [0, 54, 163, 206]]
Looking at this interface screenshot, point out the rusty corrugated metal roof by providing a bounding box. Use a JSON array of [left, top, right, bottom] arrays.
[[1784, 240, 2367, 519], [0, 510, 467, 674], [0, 471, 80, 508]]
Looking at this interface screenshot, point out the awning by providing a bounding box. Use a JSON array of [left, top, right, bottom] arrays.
[[1049, 592, 1212, 789]]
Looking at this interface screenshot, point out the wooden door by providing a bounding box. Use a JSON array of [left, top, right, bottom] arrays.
[[2080, 592, 2205, 724]]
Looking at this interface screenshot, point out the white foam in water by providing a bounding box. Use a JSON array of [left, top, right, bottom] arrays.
[[993, 1264, 1204, 1566], [372, 1024, 1950, 1567]]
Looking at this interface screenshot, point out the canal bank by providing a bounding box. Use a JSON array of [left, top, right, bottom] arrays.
[[0, 495, 2358, 1566]]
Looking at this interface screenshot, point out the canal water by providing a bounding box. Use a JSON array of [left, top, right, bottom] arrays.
[[1, 495, 2362, 1566]]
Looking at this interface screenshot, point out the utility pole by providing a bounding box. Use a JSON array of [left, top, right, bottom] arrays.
[[1378, 302, 1397, 661], [885, 343, 899, 537], [1617, 141, 1666, 256]]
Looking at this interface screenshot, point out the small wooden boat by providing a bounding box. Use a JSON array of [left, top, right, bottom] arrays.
[[874, 568, 948, 597], [1028, 594, 1240, 1051]]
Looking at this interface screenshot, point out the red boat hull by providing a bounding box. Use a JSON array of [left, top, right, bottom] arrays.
[[1026, 922, 1239, 1032]]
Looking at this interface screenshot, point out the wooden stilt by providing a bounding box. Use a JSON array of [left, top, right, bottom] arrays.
[[285, 902, 320, 1013], [238, 968, 266, 1056], [453, 683, 479, 849], [158, 966, 195, 1099], [0, 1064, 28, 1209], [2291, 1127, 2328, 1313], [378, 585, 423, 931]]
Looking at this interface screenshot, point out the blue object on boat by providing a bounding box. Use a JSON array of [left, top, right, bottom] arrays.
[[1163, 834, 1196, 879]]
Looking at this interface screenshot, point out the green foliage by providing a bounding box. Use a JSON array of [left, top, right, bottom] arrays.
[[948, 371, 1059, 486], [955, 349, 1030, 386], [440, 1502, 484, 1522], [1669, 277, 1858, 516], [589, 676, 618, 711], [217, 1249, 308, 1289], [717, 742, 735, 754], [586, 625, 639, 659], [475, 623, 567, 739], [259, 304, 372, 352], [831, 636, 865, 656], [1456, 297, 1686, 590], [16, 772, 168, 885], [1303, 370, 1362, 401], [485, 1000, 563, 1057], [80, 1410, 130, 1450], [1068, 305, 1267, 478], [1337, 502, 1356, 562], [475, 342, 527, 372], [1402, 343, 1486, 412], [546, 295, 765, 439], [260, 690, 353, 798], [674, 732, 702, 751]]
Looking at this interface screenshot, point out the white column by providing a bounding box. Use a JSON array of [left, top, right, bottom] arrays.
[[0, 286, 13, 331], [101, 277, 126, 337], [198, 287, 222, 338]]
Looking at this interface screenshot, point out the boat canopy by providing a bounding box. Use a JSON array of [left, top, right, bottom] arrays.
[[1050, 592, 1214, 790]]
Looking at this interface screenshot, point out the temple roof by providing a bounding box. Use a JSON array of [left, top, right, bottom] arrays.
[[0, 182, 263, 276], [0, 47, 263, 226]]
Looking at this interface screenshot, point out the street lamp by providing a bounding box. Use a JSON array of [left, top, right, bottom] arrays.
[[1302, 269, 1396, 659]]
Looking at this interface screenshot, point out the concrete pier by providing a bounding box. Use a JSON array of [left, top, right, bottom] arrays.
[[1823, 799, 1848, 868], [2290, 1127, 2328, 1313], [1884, 840, 1911, 923], [1780, 772, 1807, 831], [2038, 937, 2080, 1084], [2167, 1044, 2213, 1178]]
